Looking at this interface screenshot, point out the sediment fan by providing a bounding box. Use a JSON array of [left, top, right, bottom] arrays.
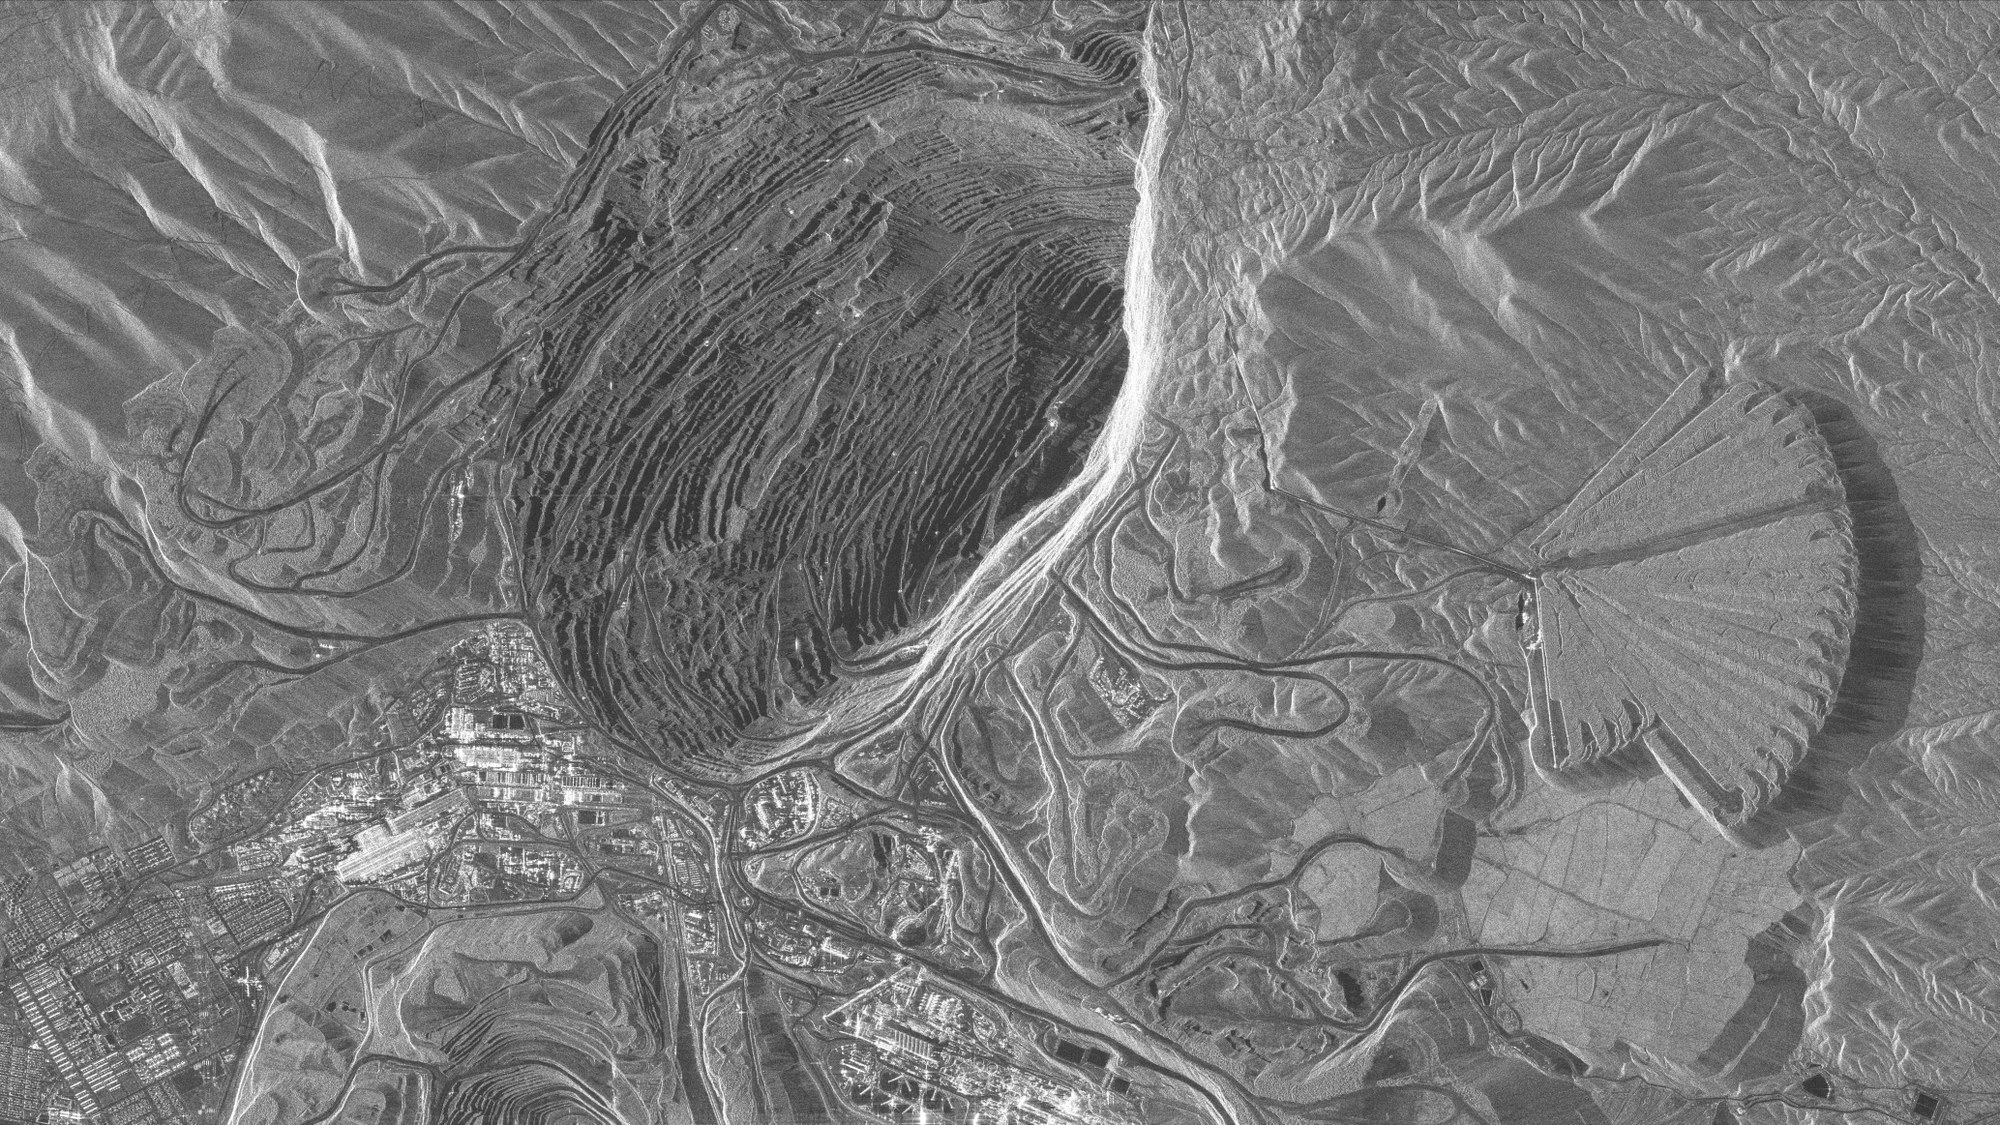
[[1519, 372, 1858, 841]]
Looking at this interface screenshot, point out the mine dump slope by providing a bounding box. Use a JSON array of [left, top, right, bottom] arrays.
[[504, 2, 1145, 777]]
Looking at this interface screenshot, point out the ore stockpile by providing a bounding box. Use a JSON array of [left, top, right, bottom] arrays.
[[0, 5, 1992, 1125]]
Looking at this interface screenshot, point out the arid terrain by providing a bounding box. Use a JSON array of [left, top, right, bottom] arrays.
[[0, 4, 1991, 1125]]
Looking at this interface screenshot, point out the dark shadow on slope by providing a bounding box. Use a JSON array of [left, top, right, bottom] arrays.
[[1692, 906, 1813, 1084], [674, 970, 719, 1125], [1472, 1057, 1610, 1125], [743, 967, 834, 1124], [1733, 391, 1924, 848]]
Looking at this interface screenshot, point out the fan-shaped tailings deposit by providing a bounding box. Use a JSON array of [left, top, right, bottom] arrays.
[[1520, 372, 1857, 841]]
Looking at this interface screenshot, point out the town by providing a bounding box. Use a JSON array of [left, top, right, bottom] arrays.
[[0, 621, 1035, 1125], [0, 624, 741, 1125], [0, 840, 256, 1125]]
